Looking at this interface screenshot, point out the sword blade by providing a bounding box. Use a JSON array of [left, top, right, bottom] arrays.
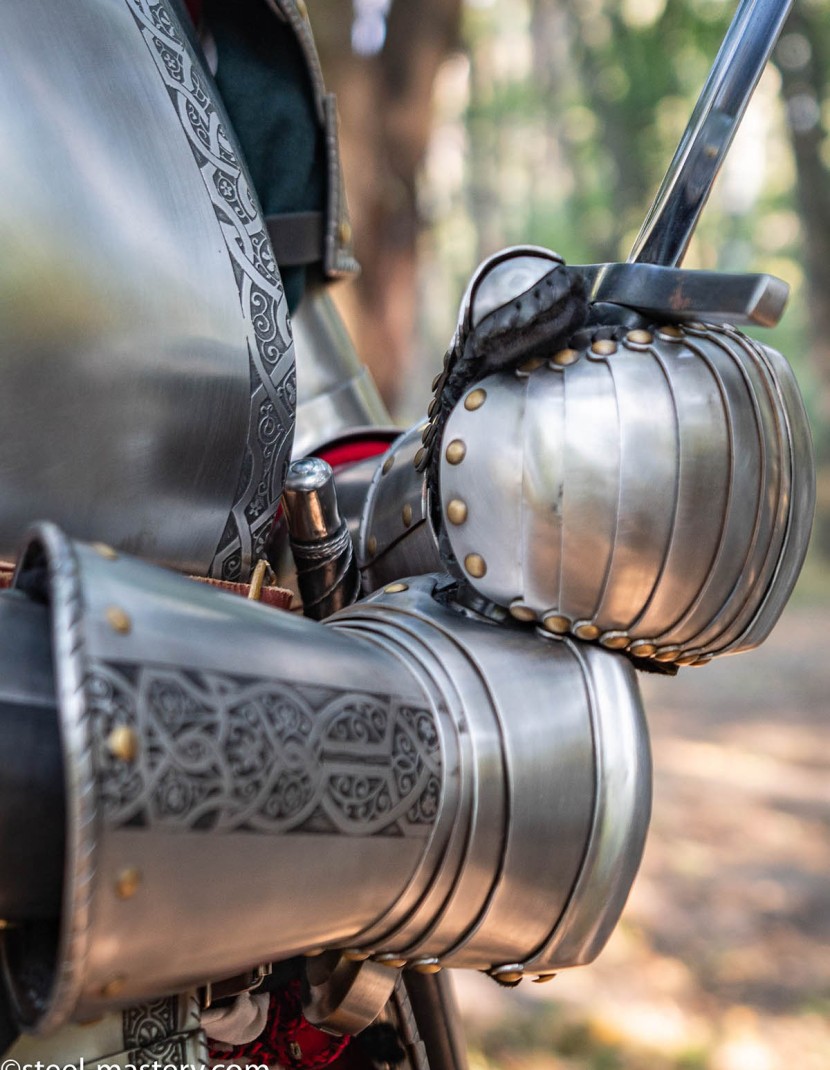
[[628, 0, 793, 267]]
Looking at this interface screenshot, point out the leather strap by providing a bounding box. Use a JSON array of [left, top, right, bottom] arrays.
[[266, 211, 325, 267]]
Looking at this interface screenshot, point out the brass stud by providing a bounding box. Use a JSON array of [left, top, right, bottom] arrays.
[[509, 602, 536, 623], [654, 647, 681, 663], [542, 614, 571, 635], [657, 325, 684, 341], [107, 725, 139, 763], [106, 606, 132, 635], [421, 424, 432, 444], [413, 447, 426, 469], [304, 948, 326, 958], [446, 499, 468, 525], [410, 958, 442, 975], [589, 339, 618, 359], [551, 348, 579, 367], [690, 654, 713, 667], [431, 372, 442, 391], [532, 972, 557, 984], [626, 329, 653, 346], [366, 535, 378, 557], [599, 631, 630, 650], [402, 504, 413, 528], [115, 867, 141, 900], [674, 652, 699, 666], [100, 976, 127, 1000], [342, 949, 371, 961], [464, 554, 487, 579], [445, 439, 466, 465], [384, 582, 409, 594], [489, 964, 524, 985], [337, 219, 351, 245], [92, 543, 118, 560], [427, 397, 439, 417], [574, 621, 600, 641], [516, 357, 544, 376], [374, 954, 407, 968], [464, 388, 487, 411], [629, 641, 656, 658], [382, 455, 395, 475]]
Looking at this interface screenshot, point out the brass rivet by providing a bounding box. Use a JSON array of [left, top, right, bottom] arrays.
[[626, 329, 653, 346], [658, 325, 684, 340], [674, 652, 699, 666], [402, 504, 413, 528], [590, 339, 618, 358], [382, 455, 394, 475], [516, 357, 544, 376], [445, 439, 466, 465], [384, 582, 408, 594], [413, 447, 426, 469], [338, 219, 352, 244], [421, 424, 432, 444], [304, 948, 326, 958], [106, 606, 131, 635], [599, 631, 630, 650], [509, 602, 536, 623], [431, 372, 442, 391], [410, 958, 442, 975], [92, 543, 118, 560], [691, 654, 713, 667], [630, 641, 656, 658], [107, 725, 138, 763], [115, 867, 141, 900], [490, 965, 524, 984], [532, 972, 557, 984], [446, 499, 468, 525], [342, 949, 371, 961], [100, 976, 127, 999], [374, 954, 407, 968], [551, 348, 579, 367], [542, 614, 570, 635], [366, 535, 378, 557], [464, 554, 487, 579], [465, 388, 487, 411], [574, 621, 600, 641], [427, 397, 439, 418], [654, 647, 681, 663]]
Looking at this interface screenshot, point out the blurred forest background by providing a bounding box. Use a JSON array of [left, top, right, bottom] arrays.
[[310, 0, 830, 1067]]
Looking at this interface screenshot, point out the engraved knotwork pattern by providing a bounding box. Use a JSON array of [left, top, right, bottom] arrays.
[[122, 997, 179, 1049], [127, 0, 295, 582], [88, 661, 441, 837]]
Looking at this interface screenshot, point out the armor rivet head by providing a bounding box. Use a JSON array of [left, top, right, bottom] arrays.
[[551, 348, 579, 367], [384, 582, 409, 594], [337, 219, 351, 245], [382, 455, 395, 475], [542, 614, 571, 635], [599, 631, 630, 650], [445, 439, 466, 465], [532, 972, 557, 984], [374, 954, 407, 968], [516, 357, 544, 376], [574, 621, 601, 641], [106, 606, 132, 635], [413, 447, 426, 469], [464, 554, 487, 579], [366, 535, 378, 557], [427, 397, 439, 418], [100, 976, 127, 1000], [304, 948, 326, 958], [654, 647, 681, 663], [630, 641, 656, 658], [411, 958, 442, 975], [92, 543, 118, 560], [115, 867, 141, 900], [658, 325, 684, 341], [691, 654, 713, 667], [626, 329, 653, 346], [674, 652, 700, 666], [108, 725, 139, 763], [509, 602, 536, 623], [431, 372, 443, 391], [489, 964, 524, 986], [402, 504, 413, 528], [590, 339, 617, 358], [464, 388, 487, 411], [342, 949, 371, 961], [446, 499, 468, 525]]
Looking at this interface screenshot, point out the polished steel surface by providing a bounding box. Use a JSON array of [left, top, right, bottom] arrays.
[[359, 425, 443, 593], [4, 527, 649, 1027], [0, 0, 294, 579], [292, 286, 391, 456], [303, 952, 400, 1035], [284, 457, 343, 542], [438, 323, 814, 663], [629, 0, 794, 266]]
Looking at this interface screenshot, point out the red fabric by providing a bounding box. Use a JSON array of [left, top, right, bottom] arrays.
[[208, 981, 350, 1070], [316, 438, 392, 471]]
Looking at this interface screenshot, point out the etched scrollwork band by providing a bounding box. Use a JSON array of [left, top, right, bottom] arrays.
[[88, 660, 442, 838], [126, 0, 296, 581]]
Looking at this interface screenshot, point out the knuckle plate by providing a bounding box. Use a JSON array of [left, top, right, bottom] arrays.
[[439, 323, 815, 664]]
